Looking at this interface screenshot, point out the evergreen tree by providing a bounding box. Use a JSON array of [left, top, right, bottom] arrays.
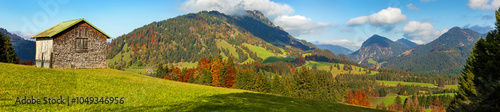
[[0, 33, 18, 63], [293, 67, 317, 99], [271, 75, 284, 95], [394, 95, 403, 111], [0, 33, 5, 62], [254, 71, 270, 93], [155, 63, 164, 78], [449, 8, 500, 112]]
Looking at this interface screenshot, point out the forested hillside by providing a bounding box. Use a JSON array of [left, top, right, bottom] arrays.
[[384, 27, 482, 74], [107, 10, 316, 69]]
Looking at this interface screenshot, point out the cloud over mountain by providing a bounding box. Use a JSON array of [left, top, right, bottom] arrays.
[[180, 0, 331, 36], [402, 21, 448, 44], [274, 15, 333, 36]]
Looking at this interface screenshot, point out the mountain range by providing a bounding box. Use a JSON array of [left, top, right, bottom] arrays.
[[348, 34, 413, 64], [384, 27, 482, 74], [0, 28, 35, 61]]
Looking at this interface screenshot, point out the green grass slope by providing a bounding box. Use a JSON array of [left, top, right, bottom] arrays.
[[376, 80, 437, 87], [243, 43, 275, 60], [0, 63, 388, 112], [303, 61, 378, 77]]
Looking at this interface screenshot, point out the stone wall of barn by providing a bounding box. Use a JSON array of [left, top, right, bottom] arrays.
[[51, 22, 107, 69]]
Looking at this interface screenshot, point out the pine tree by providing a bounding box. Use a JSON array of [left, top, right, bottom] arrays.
[[255, 71, 270, 93], [0, 33, 5, 62], [271, 75, 284, 95], [449, 8, 500, 112], [0, 33, 18, 63], [293, 67, 317, 99], [394, 95, 403, 111]]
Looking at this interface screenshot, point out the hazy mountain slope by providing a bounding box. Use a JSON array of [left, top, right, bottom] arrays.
[[385, 27, 482, 74], [396, 38, 418, 48], [315, 44, 353, 55], [0, 28, 36, 61]]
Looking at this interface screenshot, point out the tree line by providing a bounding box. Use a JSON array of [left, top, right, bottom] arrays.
[[152, 55, 347, 103]]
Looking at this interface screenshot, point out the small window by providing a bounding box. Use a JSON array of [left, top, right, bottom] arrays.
[[76, 38, 88, 50]]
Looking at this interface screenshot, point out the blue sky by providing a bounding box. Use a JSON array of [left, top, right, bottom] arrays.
[[0, 0, 497, 50]]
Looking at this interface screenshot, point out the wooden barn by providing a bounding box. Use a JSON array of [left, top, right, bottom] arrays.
[[31, 18, 110, 69]]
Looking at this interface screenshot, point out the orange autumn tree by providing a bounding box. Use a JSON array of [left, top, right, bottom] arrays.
[[432, 98, 445, 112], [344, 90, 370, 107], [224, 65, 236, 88], [183, 69, 196, 82], [210, 56, 224, 87], [344, 90, 355, 104], [222, 56, 236, 88], [354, 90, 370, 107]]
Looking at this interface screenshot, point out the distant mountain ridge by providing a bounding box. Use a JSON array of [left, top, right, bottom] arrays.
[[0, 28, 35, 61], [384, 27, 482, 74], [396, 38, 418, 48], [349, 34, 410, 64], [315, 44, 353, 55]]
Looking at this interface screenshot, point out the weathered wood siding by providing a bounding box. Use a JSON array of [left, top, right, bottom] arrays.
[[35, 38, 53, 68], [51, 22, 107, 69]]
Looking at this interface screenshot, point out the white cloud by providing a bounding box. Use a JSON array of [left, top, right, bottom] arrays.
[[468, 0, 500, 10], [407, 3, 420, 11], [346, 16, 368, 26], [315, 39, 363, 50], [409, 40, 425, 45], [346, 7, 407, 29], [180, 0, 294, 18], [180, 0, 331, 36], [367, 7, 407, 26], [402, 21, 448, 43], [274, 15, 333, 36]]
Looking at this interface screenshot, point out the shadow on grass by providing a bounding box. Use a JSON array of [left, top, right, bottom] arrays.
[[107, 92, 389, 112]]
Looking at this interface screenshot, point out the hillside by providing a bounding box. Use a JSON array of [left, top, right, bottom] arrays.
[[395, 38, 417, 48], [107, 10, 316, 69], [315, 44, 353, 55], [384, 27, 482, 74], [0, 63, 387, 112], [0, 28, 36, 61], [349, 34, 410, 64]]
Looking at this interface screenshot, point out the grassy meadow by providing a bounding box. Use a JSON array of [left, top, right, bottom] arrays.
[[302, 61, 378, 77], [376, 80, 437, 88], [242, 43, 275, 60], [371, 93, 455, 106], [0, 63, 388, 112]]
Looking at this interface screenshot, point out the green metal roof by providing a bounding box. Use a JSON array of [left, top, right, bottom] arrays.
[[31, 18, 111, 39]]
